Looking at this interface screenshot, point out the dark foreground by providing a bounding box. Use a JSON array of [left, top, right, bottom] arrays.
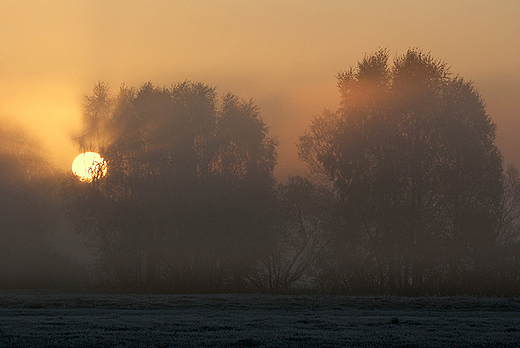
[[0, 292, 519, 347]]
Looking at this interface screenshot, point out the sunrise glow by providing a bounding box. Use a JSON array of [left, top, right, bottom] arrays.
[[71, 152, 107, 182]]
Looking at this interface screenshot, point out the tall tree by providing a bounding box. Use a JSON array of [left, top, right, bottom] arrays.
[[0, 119, 78, 287], [69, 81, 277, 292], [299, 48, 503, 294]]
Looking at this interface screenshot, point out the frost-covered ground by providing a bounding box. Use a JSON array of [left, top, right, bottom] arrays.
[[0, 292, 519, 347]]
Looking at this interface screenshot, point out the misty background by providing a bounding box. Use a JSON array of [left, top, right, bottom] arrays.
[[1, 1, 519, 178], [0, 1, 520, 294], [1, 48, 520, 295]]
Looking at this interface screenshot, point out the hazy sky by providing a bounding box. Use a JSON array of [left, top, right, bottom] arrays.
[[1, 0, 519, 178]]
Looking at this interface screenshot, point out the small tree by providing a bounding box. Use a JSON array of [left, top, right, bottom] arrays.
[[246, 176, 334, 292], [497, 164, 520, 243]]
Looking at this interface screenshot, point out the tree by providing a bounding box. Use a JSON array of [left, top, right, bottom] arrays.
[[488, 164, 520, 295], [68, 81, 278, 292], [0, 119, 80, 288], [299, 48, 503, 294], [246, 176, 334, 292], [497, 164, 520, 243]]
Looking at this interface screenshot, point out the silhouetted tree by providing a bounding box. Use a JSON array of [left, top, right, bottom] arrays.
[[497, 165, 520, 243], [246, 176, 334, 292], [486, 164, 520, 295], [69, 81, 277, 292], [299, 48, 503, 294], [0, 119, 80, 288]]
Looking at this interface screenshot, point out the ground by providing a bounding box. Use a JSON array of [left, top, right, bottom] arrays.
[[0, 292, 519, 347]]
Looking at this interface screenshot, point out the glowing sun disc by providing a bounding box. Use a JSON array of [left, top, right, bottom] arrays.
[[72, 152, 107, 182]]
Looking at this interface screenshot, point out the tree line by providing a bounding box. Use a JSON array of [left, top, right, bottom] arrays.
[[2, 48, 520, 294]]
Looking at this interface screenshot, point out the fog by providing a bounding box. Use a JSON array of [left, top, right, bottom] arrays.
[[1, 1, 520, 294], [1, 1, 519, 178]]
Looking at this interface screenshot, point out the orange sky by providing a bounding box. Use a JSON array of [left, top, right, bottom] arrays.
[[1, 0, 519, 178]]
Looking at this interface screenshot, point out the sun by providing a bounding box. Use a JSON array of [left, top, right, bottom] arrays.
[[72, 152, 107, 182]]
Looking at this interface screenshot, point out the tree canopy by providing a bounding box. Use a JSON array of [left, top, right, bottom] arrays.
[[56, 51, 520, 295], [299, 48, 504, 294], [69, 81, 278, 291], [0, 119, 78, 287]]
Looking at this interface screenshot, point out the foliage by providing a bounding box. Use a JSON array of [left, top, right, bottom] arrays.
[[299, 48, 504, 294], [68, 81, 278, 291], [0, 119, 81, 287], [58, 50, 520, 295]]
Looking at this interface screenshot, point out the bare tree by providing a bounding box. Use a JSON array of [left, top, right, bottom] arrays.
[[247, 176, 333, 292], [497, 164, 520, 243]]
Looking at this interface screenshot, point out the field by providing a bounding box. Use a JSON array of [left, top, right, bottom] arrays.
[[0, 292, 519, 347]]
